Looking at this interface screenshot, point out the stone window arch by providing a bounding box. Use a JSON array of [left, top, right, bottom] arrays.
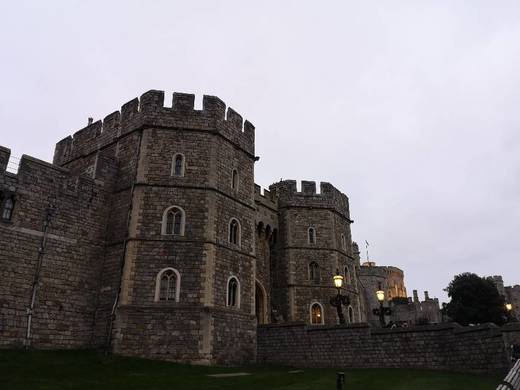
[[1, 194, 14, 221], [229, 218, 241, 246], [310, 302, 324, 325], [161, 206, 185, 236], [231, 169, 239, 190], [348, 305, 354, 323], [226, 276, 240, 307], [308, 227, 316, 244], [309, 262, 320, 284], [255, 280, 267, 324], [154, 267, 181, 302], [341, 234, 346, 251], [171, 153, 185, 177], [344, 266, 351, 285]]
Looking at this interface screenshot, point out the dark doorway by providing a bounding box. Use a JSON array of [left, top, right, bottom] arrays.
[[255, 282, 266, 324]]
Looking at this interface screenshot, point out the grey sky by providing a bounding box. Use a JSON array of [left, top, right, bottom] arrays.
[[1, 1, 519, 301]]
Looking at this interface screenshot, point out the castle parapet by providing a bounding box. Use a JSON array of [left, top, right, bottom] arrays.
[[0, 142, 117, 187], [54, 90, 255, 166], [254, 184, 278, 210], [0, 146, 10, 175], [0, 147, 110, 196], [268, 180, 350, 219]]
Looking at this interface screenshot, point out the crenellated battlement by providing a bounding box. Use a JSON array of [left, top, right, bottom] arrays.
[[268, 180, 350, 219], [0, 145, 115, 195], [254, 184, 278, 209], [359, 263, 405, 278], [53, 90, 255, 166], [0, 146, 10, 175]]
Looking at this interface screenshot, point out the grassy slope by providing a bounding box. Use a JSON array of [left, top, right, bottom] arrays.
[[0, 350, 503, 390]]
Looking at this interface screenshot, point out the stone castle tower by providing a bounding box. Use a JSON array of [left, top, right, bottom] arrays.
[[266, 180, 363, 325], [0, 90, 364, 365]]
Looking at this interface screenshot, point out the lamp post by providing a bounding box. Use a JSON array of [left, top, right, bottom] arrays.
[[330, 270, 350, 324], [372, 283, 391, 327], [506, 303, 514, 322]]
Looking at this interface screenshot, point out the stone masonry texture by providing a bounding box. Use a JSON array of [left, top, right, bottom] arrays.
[[258, 322, 520, 372], [0, 90, 517, 369]]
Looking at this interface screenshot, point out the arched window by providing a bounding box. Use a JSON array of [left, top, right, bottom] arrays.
[[154, 268, 181, 302], [1, 196, 14, 221], [309, 262, 320, 284], [227, 276, 240, 307], [255, 280, 267, 324], [344, 266, 351, 284], [171, 154, 185, 177], [229, 218, 241, 246], [161, 206, 185, 236], [341, 234, 346, 250], [348, 306, 354, 323], [308, 227, 316, 244], [231, 169, 239, 190], [310, 302, 324, 325]]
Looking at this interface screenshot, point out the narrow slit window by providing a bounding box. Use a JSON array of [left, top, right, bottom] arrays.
[[2, 197, 14, 221], [308, 227, 316, 244], [348, 306, 354, 323], [172, 154, 185, 177], [227, 277, 239, 307], [309, 262, 320, 284], [229, 219, 240, 245], [232, 169, 239, 190]]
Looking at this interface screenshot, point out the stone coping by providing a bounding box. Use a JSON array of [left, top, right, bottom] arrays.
[[502, 323, 520, 332], [259, 321, 516, 336]]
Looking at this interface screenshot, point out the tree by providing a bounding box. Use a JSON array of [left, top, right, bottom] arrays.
[[444, 272, 507, 326]]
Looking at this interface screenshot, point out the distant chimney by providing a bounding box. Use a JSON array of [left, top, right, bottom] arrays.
[[424, 291, 430, 300], [413, 290, 419, 303], [88, 117, 93, 125]]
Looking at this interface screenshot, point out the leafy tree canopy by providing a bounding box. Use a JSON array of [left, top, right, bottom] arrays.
[[444, 272, 507, 326]]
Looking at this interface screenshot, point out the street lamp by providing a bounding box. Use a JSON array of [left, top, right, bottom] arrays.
[[330, 269, 350, 324], [506, 303, 514, 322], [372, 283, 391, 327]]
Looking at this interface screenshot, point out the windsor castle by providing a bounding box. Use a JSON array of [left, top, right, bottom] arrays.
[[0, 90, 439, 365]]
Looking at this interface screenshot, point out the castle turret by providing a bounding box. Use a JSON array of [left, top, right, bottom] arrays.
[[52, 90, 257, 365], [268, 180, 359, 325]]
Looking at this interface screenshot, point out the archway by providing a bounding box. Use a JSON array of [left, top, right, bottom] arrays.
[[255, 281, 267, 324]]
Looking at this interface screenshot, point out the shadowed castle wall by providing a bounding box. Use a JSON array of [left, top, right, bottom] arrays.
[[254, 185, 279, 324], [0, 150, 115, 348], [258, 322, 517, 372]]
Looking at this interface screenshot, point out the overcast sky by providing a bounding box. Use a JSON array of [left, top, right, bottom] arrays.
[[1, 1, 519, 301]]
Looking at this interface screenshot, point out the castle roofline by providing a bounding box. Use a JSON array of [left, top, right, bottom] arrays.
[[54, 90, 255, 166]]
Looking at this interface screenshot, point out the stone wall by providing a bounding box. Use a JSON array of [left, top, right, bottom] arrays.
[[0, 151, 114, 348], [254, 185, 279, 324], [268, 180, 362, 325], [257, 322, 519, 372], [1, 90, 259, 365], [55, 90, 257, 364]]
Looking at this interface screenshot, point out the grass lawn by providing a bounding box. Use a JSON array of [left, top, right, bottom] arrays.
[[0, 350, 503, 390]]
